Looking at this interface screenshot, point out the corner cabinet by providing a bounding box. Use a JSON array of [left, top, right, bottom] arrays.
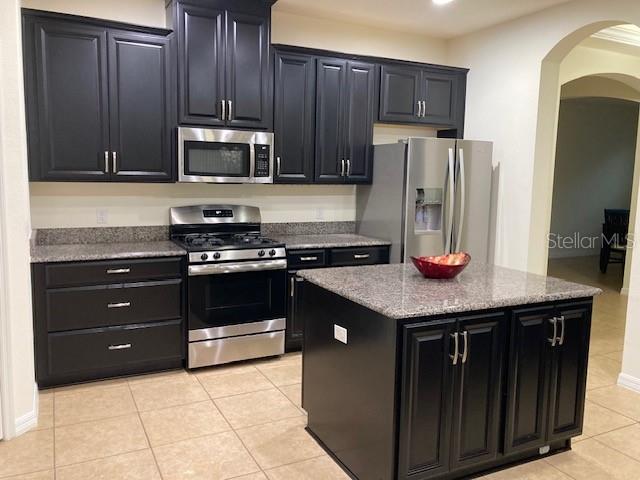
[[168, 0, 273, 130], [23, 11, 175, 182]]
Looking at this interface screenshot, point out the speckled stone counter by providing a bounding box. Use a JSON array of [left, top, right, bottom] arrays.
[[297, 262, 601, 319], [31, 241, 186, 263], [273, 233, 391, 249]]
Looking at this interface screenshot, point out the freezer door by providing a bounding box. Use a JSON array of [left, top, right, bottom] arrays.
[[403, 138, 457, 262], [453, 140, 494, 263]]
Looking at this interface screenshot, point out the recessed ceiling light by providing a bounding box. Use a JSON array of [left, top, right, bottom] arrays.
[[432, 0, 454, 5]]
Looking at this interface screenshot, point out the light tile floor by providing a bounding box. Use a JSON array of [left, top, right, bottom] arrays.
[[1, 255, 638, 479]]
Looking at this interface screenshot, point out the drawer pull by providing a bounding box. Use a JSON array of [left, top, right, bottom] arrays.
[[107, 302, 131, 309], [108, 343, 132, 351], [300, 256, 318, 261], [106, 268, 131, 274], [353, 254, 370, 260]]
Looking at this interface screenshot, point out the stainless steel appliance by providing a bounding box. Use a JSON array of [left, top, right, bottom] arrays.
[[356, 138, 496, 263], [170, 205, 286, 368], [178, 127, 274, 184]]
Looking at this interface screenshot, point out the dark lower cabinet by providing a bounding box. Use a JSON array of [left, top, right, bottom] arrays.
[[505, 302, 591, 454], [285, 273, 305, 350], [23, 11, 175, 182], [274, 51, 315, 183], [32, 257, 185, 388], [399, 313, 505, 480]]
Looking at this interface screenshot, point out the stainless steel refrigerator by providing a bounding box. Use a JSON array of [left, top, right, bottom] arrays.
[[356, 137, 497, 264]]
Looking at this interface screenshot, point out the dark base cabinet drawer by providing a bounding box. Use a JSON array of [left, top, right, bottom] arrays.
[[287, 249, 327, 269], [47, 320, 183, 379], [44, 257, 183, 287], [329, 246, 390, 267], [46, 279, 182, 332]]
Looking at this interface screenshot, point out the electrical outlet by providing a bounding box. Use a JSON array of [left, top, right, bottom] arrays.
[[334, 325, 347, 344], [96, 209, 108, 225], [316, 208, 324, 220]]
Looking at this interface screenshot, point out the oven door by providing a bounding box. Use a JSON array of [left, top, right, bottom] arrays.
[[187, 264, 286, 341], [178, 127, 273, 183]]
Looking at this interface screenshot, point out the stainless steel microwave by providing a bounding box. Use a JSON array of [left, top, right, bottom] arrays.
[[177, 127, 274, 184]]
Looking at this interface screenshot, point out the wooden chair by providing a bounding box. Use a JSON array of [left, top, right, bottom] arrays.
[[599, 209, 629, 273]]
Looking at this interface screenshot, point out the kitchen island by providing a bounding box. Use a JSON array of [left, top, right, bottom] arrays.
[[297, 263, 601, 480]]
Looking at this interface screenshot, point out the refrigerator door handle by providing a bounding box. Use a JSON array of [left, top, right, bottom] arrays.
[[445, 148, 455, 254], [455, 147, 466, 253]]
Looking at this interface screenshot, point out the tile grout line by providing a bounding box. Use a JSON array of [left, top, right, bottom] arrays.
[[127, 381, 165, 480], [590, 433, 640, 467], [542, 457, 580, 480], [53, 447, 151, 473]]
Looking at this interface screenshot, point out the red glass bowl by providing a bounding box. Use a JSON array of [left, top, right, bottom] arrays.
[[410, 252, 471, 279]]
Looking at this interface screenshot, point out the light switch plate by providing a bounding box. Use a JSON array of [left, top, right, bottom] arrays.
[[334, 324, 347, 344], [96, 209, 108, 225]]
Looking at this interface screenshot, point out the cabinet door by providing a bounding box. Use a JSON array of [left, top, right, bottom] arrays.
[[421, 70, 457, 126], [451, 313, 505, 471], [225, 11, 271, 129], [177, 3, 225, 126], [315, 58, 347, 183], [285, 274, 304, 351], [108, 31, 173, 182], [274, 51, 315, 183], [398, 321, 456, 480], [30, 20, 110, 181], [344, 61, 375, 184], [379, 64, 421, 123], [504, 306, 554, 455], [547, 303, 591, 441]]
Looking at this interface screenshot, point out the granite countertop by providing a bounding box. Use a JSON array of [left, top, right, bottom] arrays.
[[30, 241, 186, 263], [272, 233, 391, 250], [297, 262, 602, 320]]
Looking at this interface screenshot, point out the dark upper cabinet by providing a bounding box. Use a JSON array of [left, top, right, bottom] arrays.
[[171, 0, 272, 130], [379, 64, 421, 124], [379, 63, 466, 130], [273, 51, 315, 183], [344, 61, 375, 183], [398, 321, 455, 480], [547, 303, 590, 441], [23, 12, 175, 182], [176, 3, 225, 126], [450, 313, 504, 472], [27, 20, 110, 181], [315, 57, 347, 183], [108, 31, 173, 182]]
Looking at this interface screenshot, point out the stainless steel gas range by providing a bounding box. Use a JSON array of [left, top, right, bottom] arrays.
[[170, 205, 286, 369]]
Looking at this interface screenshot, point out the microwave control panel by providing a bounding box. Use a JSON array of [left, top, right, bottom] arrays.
[[254, 145, 270, 177]]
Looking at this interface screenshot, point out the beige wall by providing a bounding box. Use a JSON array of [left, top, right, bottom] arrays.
[[24, 0, 441, 229], [561, 75, 640, 101], [0, 0, 37, 438]]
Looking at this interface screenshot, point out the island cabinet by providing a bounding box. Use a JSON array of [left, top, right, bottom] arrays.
[[299, 274, 595, 480], [22, 10, 175, 182], [167, 0, 273, 129]]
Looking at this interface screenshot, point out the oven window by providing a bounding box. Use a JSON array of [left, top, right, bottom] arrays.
[[185, 141, 250, 177]]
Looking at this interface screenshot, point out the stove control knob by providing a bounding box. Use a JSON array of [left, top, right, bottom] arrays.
[[200, 253, 209, 261], [269, 249, 276, 257], [213, 252, 221, 260], [258, 250, 266, 257]]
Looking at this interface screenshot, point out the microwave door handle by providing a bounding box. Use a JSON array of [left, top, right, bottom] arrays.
[[249, 143, 256, 180]]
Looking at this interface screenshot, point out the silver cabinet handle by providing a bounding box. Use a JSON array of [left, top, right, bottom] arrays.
[[558, 315, 566, 345], [228, 100, 232, 121], [290, 276, 295, 298], [108, 343, 132, 351], [353, 253, 370, 259], [422, 100, 427, 117], [548, 317, 558, 346], [461, 330, 469, 364], [107, 302, 131, 309], [450, 332, 459, 365], [416, 100, 421, 118], [276, 156, 281, 176], [106, 268, 130, 274], [340, 159, 345, 176], [112, 151, 117, 173], [346, 159, 351, 176], [300, 256, 318, 261], [104, 151, 110, 173], [221, 100, 226, 120], [455, 148, 466, 252]]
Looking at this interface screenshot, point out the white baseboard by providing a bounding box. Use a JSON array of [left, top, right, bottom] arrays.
[[620, 287, 629, 296], [13, 383, 38, 437], [618, 373, 640, 393]]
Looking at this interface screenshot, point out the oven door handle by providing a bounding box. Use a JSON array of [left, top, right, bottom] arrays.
[[188, 259, 287, 276]]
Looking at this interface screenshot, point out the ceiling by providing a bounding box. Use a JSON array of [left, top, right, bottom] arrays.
[[273, 0, 574, 39], [585, 24, 640, 55]]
